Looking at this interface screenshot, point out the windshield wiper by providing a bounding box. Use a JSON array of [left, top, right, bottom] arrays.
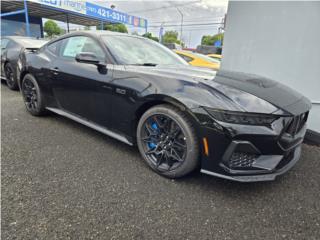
[[131, 63, 158, 66]]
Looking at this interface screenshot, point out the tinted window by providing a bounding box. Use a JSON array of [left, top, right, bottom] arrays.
[[61, 36, 105, 60], [1, 38, 10, 49], [47, 40, 61, 55]]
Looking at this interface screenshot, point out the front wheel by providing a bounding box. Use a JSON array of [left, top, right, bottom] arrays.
[[137, 104, 199, 178], [21, 74, 47, 116]]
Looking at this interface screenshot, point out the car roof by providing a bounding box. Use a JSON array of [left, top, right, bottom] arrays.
[[53, 30, 146, 41], [44, 30, 145, 47], [59, 30, 141, 38]]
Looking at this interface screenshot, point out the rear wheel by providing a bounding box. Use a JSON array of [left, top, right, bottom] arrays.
[[137, 104, 199, 178], [4, 63, 18, 90], [21, 74, 47, 116]]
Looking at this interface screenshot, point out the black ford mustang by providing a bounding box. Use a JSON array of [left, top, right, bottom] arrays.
[[19, 31, 311, 182]]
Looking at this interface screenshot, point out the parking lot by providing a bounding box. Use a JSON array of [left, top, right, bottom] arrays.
[[1, 83, 320, 240]]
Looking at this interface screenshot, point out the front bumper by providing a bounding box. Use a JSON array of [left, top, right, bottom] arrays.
[[194, 109, 308, 182], [201, 146, 301, 182]]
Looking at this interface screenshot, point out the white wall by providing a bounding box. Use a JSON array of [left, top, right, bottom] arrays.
[[221, 1, 320, 133]]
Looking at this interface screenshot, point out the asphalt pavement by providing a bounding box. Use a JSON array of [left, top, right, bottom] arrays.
[[1, 83, 320, 240]]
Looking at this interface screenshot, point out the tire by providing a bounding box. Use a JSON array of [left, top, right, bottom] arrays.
[[137, 104, 199, 178], [21, 74, 47, 116], [4, 62, 18, 90]]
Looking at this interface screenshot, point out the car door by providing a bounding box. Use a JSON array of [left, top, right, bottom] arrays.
[[50, 35, 114, 128]]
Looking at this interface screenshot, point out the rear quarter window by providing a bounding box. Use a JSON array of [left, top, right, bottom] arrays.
[[47, 40, 61, 56], [60, 36, 105, 61]]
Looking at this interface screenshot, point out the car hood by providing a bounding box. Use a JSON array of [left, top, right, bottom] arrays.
[[128, 65, 311, 115], [211, 71, 311, 115]]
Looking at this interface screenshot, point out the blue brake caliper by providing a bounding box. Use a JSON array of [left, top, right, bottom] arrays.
[[148, 122, 158, 149]]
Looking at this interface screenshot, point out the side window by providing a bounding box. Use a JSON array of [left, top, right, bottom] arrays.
[[81, 37, 105, 60], [61, 36, 105, 61], [47, 40, 61, 55], [1, 39, 10, 49], [177, 53, 193, 63]]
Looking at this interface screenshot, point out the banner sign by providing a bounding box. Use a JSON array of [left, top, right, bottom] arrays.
[[28, 0, 147, 28]]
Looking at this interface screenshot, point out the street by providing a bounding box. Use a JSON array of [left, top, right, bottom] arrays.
[[1, 83, 320, 240]]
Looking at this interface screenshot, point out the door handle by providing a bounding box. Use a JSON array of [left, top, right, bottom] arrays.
[[50, 67, 59, 75]]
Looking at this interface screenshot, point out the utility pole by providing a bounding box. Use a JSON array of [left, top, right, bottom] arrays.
[[159, 23, 164, 43], [176, 7, 183, 43]]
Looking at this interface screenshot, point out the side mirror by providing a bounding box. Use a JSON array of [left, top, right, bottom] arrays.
[[75, 52, 107, 74], [75, 52, 100, 65]]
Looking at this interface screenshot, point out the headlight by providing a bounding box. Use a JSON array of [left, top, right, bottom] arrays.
[[204, 108, 279, 125]]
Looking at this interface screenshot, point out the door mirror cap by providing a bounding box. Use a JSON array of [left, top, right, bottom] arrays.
[[75, 52, 102, 65], [75, 52, 107, 74]]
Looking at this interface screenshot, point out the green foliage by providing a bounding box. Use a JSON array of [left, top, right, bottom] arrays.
[[102, 23, 128, 33], [162, 31, 184, 46], [44, 20, 62, 37], [201, 33, 224, 46], [142, 32, 159, 42], [162, 31, 179, 44]]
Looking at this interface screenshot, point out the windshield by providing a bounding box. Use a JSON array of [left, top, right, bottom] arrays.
[[191, 52, 221, 64], [102, 35, 187, 66]]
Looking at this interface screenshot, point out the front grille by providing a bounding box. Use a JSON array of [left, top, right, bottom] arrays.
[[229, 152, 258, 169], [285, 112, 308, 136]]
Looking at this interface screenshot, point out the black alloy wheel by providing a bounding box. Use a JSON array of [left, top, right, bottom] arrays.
[[4, 63, 18, 90], [21, 74, 47, 116], [137, 105, 199, 178], [142, 114, 187, 171], [22, 78, 38, 112]]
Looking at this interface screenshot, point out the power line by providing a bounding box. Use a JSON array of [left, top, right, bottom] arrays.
[[148, 22, 222, 28], [149, 17, 224, 25], [126, 1, 201, 14]]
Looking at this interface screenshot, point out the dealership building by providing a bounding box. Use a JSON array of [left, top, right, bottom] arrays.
[[221, 1, 320, 142], [1, 0, 147, 37]]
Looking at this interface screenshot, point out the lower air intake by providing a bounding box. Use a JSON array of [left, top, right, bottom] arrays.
[[229, 152, 258, 168]]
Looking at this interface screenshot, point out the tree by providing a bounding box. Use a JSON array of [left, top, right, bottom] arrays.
[[44, 20, 62, 37], [101, 23, 128, 33], [163, 31, 179, 44], [162, 31, 184, 46], [201, 33, 224, 46], [142, 32, 159, 42]]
